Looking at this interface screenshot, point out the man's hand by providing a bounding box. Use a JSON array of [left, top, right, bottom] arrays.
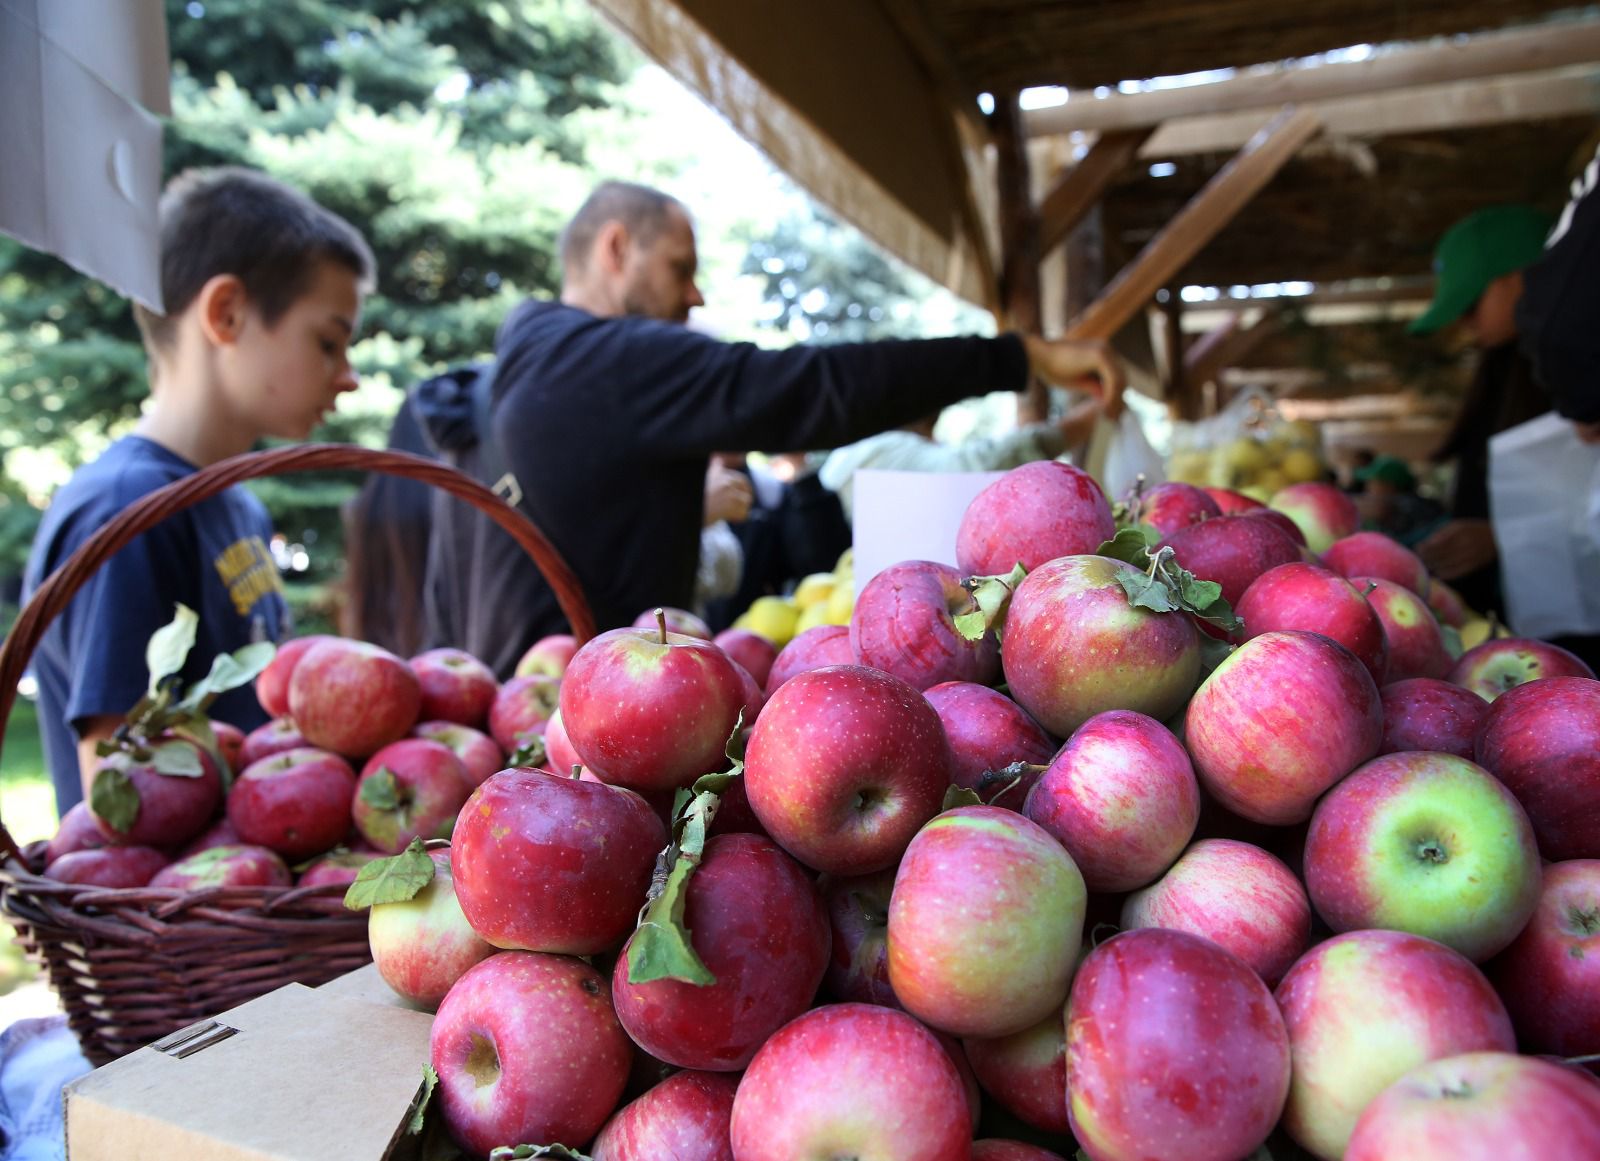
[[1021, 335, 1126, 419], [1416, 518, 1498, 581], [1575, 419, 1600, 445], [704, 460, 754, 526]]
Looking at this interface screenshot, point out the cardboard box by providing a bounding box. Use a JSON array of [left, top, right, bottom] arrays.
[[65, 977, 436, 1161]]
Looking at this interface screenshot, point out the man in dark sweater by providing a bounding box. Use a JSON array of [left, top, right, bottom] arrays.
[[422, 181, 1122, 676]]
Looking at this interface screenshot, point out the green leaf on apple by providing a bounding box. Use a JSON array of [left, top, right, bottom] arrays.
[[941, 784, 983, 811], [1096, 527, 1155, 568], [1117, 571, 1181, 614], [507, 733, 549, 770], [488, 1145, 593, 1160], [1198, 636, 1237, 675], [145, 604, 199, 696], [406, 1064, 438, 1136], [1440, 622, 1465, 661], [955, 562, 1028, 642], [343, 838, 435, 910], [148, 738, 205, 778], [89, 766, 140, 834], [360, 767, 403, 812], [178, 640, 277, 714]]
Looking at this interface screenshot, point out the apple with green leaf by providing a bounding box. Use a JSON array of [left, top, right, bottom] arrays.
[[150, 843, 291, 889], [351, 738, 470, 854], [362, 844, 495, 1009]]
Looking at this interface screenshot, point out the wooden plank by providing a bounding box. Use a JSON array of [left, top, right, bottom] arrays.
[[1038, 128, 1154, 256], [1024, 18, 1600, 136], [1185, 310, 1283, 388], [994, 94, 1042, 333], [1066, 107, 1322, 343], [1160, 288, 1197, 419], [1139, 66, 1600, 157]]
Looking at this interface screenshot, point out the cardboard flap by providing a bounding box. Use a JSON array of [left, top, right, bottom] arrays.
[[66, 983, 435, 1161]]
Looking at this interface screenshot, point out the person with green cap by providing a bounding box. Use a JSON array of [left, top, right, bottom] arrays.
[[1409, 204, 1553, 617], [1353, 454, 1445, 548]]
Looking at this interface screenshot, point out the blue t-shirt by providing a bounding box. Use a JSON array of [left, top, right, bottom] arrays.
[[22, 436, 287, 814]]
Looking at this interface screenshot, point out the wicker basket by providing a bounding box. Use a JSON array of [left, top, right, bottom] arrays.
[[0, 444, 594, 1064]]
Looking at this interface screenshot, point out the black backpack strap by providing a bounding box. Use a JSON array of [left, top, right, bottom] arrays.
[[470, 360, 522, 508]]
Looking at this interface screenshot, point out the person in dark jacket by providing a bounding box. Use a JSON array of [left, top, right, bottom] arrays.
[[420, 180, 1123, 676]]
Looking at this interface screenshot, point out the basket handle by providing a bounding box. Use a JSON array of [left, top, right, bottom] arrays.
[[0, 443, 596, 861]]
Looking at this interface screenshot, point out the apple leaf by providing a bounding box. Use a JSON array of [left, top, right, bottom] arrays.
[[1440, 623, 1465, 661], [1110, 545, 1243, 635], [178, 641, 277, 714], [145, 604, 199, 696], [1096, 527, 1155, 568], [149, 738, 205, 778], [488, 1145, 593, 1160], [955, 562, 1028, 643], [941, 784, 983, 811], [1198, 636, 1237, 675], [90, 766, 140, 834], [406, 1064, 438, 1136], [171, 716, 232, 789], [507, 733, 549, 770], [360, 767, 403, 812], [343, 838, 435, 910], [1116, 571, 1181, 614]]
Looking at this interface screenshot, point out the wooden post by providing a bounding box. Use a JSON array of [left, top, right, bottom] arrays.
[[1064, 204, 1106, 323], [993, 93, 1041, 335], [1038, 128, 1153, 258], [1160, 287, 1195, 420], [1065, 107, 1321, 343]]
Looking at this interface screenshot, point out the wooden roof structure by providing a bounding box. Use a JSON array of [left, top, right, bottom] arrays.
[[589, 1, 1600, 420]]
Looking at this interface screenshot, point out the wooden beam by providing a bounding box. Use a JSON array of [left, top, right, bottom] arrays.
[[1185, 311, 1283, 387], [1065, 107, 1321, 343], [1138, 66, 1600, 157], [994, 94, 1042, 333], [1037, 128, 1153, 256], [1160, 288, 1197, 419], [1024, 18, 1600, 137]]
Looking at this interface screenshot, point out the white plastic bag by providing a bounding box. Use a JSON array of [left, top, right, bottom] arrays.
[[1488, 413, 1600, 637], [1098, 409, 1166, 500]]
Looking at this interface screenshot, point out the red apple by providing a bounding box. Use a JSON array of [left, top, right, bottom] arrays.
[[1359, 576, 1451, 681], [729, 1003, 970, 1161], [728, 658, 766, 726], [973, 1143, 1068, 1161], [1002, 555, 1201, 738], [764, 624, 853, 693], [963, 1009, 1070, 1134], [1235, 562, 1389, 684], [368, 848, 495, 1009], [1425, 578, 1471, 628], [613, 833, 830, 1071], [514, 633, 579, 679], [1244, 505, 1308, 546], [1160, 515, 1303, 608], [632, 606, 712, 640], [1023, 710, 1199, 892], [227, 746, 356, 860], [1490, 859, 1600, 1061], [176, 816, 242, 858], [88, 737, 223, 849], [923, 681, 1056, 810], [1274, 929, 1517, 1158], [743, 664, 951, 875], [1448, 636, 1596, 701], [1473, 676, 1600, 860], [1066, 929, 1291, 1161], [560, 623, 745, 793], [352, 739, 471, 854], [1186, 630, 1382, 824], [1304, 752, 1542, 961], [450, 767, 665, 954], [239, 717, 309, 768], [1378, 677, 1489, 758], [255, 633, 333, 719], [1120, 838, 1311, 987], [818, 867, 899, 1007], [430, 951, 632, 1157], [704, 772, 766, 839], [149, 843, 291, 890], [713, 628, 778, 689], [288, 638, 421, 757], [211, 720, 245, 775], [297, 846, 381, 889], [590, 1070, 737, 1161], [409, 647, 498, 728], [1323, 531, 1430, 595], [487, 673, 561, 754], [1126, 480, 1220, 536], [1345, 1052, 1600, 1161], [887, 805, 1086, 1037], [1202, 486, 1267, 514], [411, 720, 504, 788], [540, 708, 583, 777], [849, 559, 1000, 690], [44, 802, 106, 864], [1270, 481, 1360, 554], [956, 460, 1116, 577], [44, 845, 168, 887], [933, 1030, 982, 1131]]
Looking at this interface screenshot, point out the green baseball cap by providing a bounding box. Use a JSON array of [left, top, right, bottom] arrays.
[[1409, 205, 1553, 335], [1353, 455, 1415, 491]]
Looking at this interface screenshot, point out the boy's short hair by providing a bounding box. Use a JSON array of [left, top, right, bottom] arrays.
[[133, 167, 375, 351], [559, 180, 683, 273]]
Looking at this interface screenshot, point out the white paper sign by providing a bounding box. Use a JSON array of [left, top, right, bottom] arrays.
[[850, 469, 1005, 595], [1488, 412, 1600, 638], [0, 0, 169, 311]]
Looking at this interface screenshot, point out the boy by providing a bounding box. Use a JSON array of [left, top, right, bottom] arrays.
[[22, 167, 374, 815]]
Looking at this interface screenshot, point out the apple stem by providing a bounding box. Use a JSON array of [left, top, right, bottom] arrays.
[[1416, 840, 1449, 864], [654, 607, 668, 644], [1563, 1053, 1600, 1066]]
